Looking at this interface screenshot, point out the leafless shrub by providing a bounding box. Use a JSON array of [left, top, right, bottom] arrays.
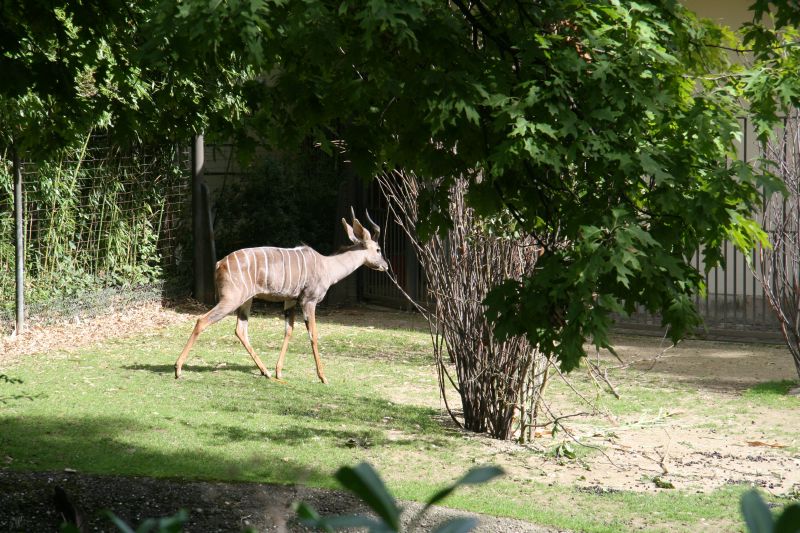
[[758, 110, 800, 385], [376, 169, 552, 439]]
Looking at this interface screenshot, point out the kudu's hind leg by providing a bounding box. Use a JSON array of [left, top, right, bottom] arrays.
[[235, 299, 271, 378], [175, 299, 239, 379], [303, 303, 328, 384], [275, 301, 296, 380]]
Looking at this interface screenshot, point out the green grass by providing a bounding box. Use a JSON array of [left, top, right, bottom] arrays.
[[0, 309, 795, 532], [436, 482, 753, 533], [743, 380, 800, 406]]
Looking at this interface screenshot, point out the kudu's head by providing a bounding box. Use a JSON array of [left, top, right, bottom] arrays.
[[342, 209, 389, 272]]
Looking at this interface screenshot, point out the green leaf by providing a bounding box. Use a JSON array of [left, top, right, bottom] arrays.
[[741, 490, 775, 533], [104, 511, 137, 533], [294, 502, 335, 533], [555, 443, 577, 460], [774, 504, 800, 533], [425, 466, 505, 509], [335, 463, 400, 530], [652, 477, 675, 489]]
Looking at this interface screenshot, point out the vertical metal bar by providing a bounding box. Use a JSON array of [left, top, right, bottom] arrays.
[[192, 134, 214, 305], [694, 250, 700, 312], [733, 244, 738, 323], [761, 115, 769, 323], [713, 250, 719, 322], [742, 245, 747, 323], [704, 248, 710, 318], [723, 244, 728, 323], [741, 118, 750, 324], [781, 117, 789, 324], [405, 228, 419, 304], [13, 147, 24, 335], [753, 245, 758, 323], [796, 115, 800, 330], [355, 177, 366, 301]]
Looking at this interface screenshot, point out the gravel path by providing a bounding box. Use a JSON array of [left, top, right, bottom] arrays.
[[0, 469, 558, 532]]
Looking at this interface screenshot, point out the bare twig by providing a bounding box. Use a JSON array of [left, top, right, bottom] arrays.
[[658, 429, 672, 475], [587, 360, 621, 399]]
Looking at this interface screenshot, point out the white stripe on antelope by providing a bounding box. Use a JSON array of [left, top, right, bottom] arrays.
[[175, 209, 389, 384]]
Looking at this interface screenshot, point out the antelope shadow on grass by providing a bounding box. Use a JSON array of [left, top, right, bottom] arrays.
[[123, 363, 257, 375]]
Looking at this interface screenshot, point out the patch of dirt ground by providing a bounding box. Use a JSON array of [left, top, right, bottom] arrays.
[[1, 300, 203, 365], [0, 469, 552, 532], [465, 335, 800, 498]]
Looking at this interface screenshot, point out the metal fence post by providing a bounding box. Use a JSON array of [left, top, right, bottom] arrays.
[[13, 146, 24, 335], [192, 134, 216, 305]]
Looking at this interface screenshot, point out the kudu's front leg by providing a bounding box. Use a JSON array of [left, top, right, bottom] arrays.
[[303, 302, 328, 384], [275, 302, 296, 380], [235, 298, 271, 378]]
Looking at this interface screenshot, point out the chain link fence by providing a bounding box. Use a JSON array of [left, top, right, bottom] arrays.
[[0, 134, 191, 331]]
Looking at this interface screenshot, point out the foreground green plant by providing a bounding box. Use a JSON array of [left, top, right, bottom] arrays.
[[105, 510, 189, 533], [741, 490, 800, 533], [296, 463, 504, 532], [59, 510, 188, 533]]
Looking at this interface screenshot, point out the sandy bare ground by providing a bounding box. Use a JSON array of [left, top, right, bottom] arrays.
[[1, 300, 203, 365], [312, 308, 800, 499], [443, 335, 800, 499]]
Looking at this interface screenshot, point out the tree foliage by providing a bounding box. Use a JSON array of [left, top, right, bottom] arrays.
[[1, 1, 140, 155], [4, 1, 794, 372], [146, 0, 774, 371], [742, 2, 800, 140], [0, 0, 247, 156]]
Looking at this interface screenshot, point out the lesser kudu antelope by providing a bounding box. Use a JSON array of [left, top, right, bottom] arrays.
[[175, 209, 388, 384]]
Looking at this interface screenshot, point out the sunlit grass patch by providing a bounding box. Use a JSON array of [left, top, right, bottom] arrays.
[[742, 380, 800, 405]]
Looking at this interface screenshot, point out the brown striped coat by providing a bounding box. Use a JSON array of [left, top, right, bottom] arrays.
[[175, 212, 388, 384]]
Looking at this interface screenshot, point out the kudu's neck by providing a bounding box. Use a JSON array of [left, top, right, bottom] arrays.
[[322, 246, 369, 287]]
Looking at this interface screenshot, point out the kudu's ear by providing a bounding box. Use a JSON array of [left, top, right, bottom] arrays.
[[348, 206, 372, 242], [352, 218, 371, 242], [341, 218, 359, 244]]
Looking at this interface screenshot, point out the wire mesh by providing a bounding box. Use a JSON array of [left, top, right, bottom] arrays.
[[0, 134, 190, 329]]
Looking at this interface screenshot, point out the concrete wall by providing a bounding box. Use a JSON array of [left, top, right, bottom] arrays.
[[682, 0, 753, 28]]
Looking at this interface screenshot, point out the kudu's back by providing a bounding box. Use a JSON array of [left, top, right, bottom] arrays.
[[215, 246, 325, 302]]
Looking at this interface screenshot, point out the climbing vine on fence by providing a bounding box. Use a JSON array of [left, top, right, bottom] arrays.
[[0, 134, 189, 326]]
